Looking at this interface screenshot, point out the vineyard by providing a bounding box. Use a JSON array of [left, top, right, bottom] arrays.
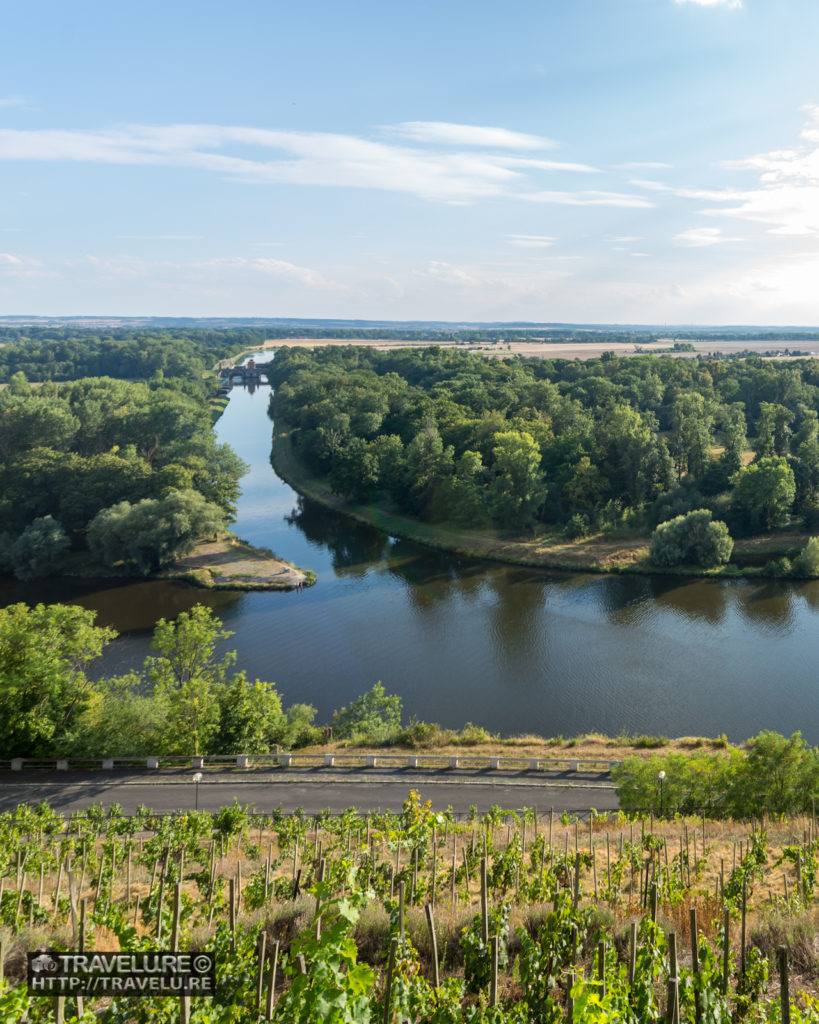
[[1, 794, 819, 1022]]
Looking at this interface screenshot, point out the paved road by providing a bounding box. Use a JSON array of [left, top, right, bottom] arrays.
[[0, 768, 619, 817]]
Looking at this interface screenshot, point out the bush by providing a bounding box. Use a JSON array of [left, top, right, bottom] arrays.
[[650, 508, 733, 568], [331, 682, 402, 745], [564, 513, 591, 540], [792, 536, 819, 578]]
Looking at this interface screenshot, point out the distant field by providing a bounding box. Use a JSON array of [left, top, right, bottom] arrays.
[[260, 336, 819, 360]]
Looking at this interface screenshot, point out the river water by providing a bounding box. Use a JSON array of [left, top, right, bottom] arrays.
[[3, 376, 818, 743]]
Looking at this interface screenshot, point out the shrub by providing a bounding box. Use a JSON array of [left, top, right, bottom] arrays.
[[331, 682, 402, 745], [650, 508, 733, 568], [792, 536, 819, 578]]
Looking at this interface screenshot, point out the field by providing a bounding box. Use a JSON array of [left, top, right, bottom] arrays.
[[251, 337, 819, 362], [2, 798, 819, 1022]]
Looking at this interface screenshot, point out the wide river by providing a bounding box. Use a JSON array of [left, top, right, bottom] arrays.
[[4, 374, 819, 743]]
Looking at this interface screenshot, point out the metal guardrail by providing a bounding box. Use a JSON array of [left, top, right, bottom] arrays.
[[3, 753, 620, 773]]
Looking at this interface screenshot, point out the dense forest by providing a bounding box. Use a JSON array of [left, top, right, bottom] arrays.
[[0, 330, 248, 580], [269, 345, 819, 569], [0, 326, 266, 382]]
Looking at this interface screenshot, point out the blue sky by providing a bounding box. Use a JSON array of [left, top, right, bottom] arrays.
[[3, 0, 819, 324]]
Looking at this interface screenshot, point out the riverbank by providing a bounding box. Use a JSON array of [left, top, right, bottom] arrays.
[[271, 422, 808, 577], [166, 534, 315, 591]]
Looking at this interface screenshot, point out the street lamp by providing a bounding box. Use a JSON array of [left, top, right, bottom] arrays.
[[658, 770, 666, 817], [193, 772, 203, 811]]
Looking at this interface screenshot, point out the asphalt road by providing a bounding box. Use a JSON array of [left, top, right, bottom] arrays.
[[0, 768, 619, 817]]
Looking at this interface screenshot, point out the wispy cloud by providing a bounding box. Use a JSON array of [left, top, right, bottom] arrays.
[[507, 234, 557, 248], [674, 0, 742, 8], [386, 121, 555, 149], [0, 96, 30, 109], [704, 106, 819, 235], [0, 121, 602, 204], [674, 226, 741, 246], [522, 189, 655, 208]]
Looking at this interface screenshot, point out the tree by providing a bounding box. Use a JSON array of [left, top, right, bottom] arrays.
[[216, 674, 284, 754], [734, 731, 813, 817], [145, 605, 237, 754], [331, 682, 403, 744], [650, 509, 733, 568], [9, 515, 70, 581], [0, 602, 116, 756], [670, 392, 713, 479], [731, 456, 796, 532], [87, 488, 226, 574], [490, 430, 547, 531]]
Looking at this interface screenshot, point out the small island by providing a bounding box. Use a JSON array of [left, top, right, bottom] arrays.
[[168, 534, 315, 591]]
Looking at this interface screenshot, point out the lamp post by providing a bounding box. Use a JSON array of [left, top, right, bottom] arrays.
[[193, 771, 203, 811], [658, 770, 666, 817]]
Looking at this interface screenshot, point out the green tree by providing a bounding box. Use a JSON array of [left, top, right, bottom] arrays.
[[87, 488, 226, 574], [331, 682, 403, 744], [670, 392, 713, 478], [732, 731, 814, 817], [216, 674, 284, 754], [731, 455, 796, 532], [145, 605, 237, 754], [0, 602, 116, 756], [490, 429, 547, 531], [75, 673, 165, 756], [9, 515, 70, 581], [650, 509, 733, 568]]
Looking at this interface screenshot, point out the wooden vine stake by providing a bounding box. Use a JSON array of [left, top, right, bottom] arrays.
[[779, 945, 791, 1024], [382, 936, 397, 1024], [425, 903, 439, 989], [721, 907, 730, 996], [480, 857, 489, 943], [255, 930, 267, 1011], [490, 934, 499, 1007], [265, 940, 279, 1021], [691, 906, 701, 1024]]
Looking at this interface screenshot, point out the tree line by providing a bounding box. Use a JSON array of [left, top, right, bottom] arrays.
[[0, 326, 266, 382], [269, 345, 819, 567], [0, 372, 246, 579]]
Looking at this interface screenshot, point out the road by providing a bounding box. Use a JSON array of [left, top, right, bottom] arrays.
[[0, 767, 619, 817]]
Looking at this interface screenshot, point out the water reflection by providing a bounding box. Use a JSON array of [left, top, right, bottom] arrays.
[[285, 497, 389, 574], [7, 379, 819, 742]]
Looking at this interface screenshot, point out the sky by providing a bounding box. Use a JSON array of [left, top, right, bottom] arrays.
[[3, 0, 819, 324]]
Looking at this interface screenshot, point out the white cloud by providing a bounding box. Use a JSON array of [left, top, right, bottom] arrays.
[[522, 189, 655, 208], [0, 96, 30, 109], [702, 106, 819, 235], [0, 121, 602, 204], [674, 226, 741, 246], [0, 253, 22, 264], [506, 234, 557, 248], [674, 0, 742, 8], [387, 121, 555, 149]]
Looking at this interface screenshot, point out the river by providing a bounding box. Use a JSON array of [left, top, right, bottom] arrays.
[[3, 375, 818, 743]]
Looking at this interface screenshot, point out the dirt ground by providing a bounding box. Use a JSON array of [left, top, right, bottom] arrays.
[[171, 536, 310, 590]]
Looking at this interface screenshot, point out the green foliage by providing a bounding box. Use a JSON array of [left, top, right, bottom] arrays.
[[331, 682, 403, 745], [732, 455, 796, 532], [614, 731, 819, 818], [217, 674, 284, 753], [792, 536, 819, 577], [145, 606, 238, 754], [87, 488, 226, 574], [0, 602, 116, 757], [6, 515, 70, 580], [650, 508, 733, 567]]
